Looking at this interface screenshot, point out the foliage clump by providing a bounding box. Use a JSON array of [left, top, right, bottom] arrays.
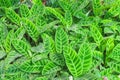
[[0, 0, 120, 80]]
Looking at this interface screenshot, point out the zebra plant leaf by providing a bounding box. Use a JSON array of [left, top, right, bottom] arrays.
[[55, 27, 68, 53], [3, 30, 14, 53], [19, 59, 49, 73], [42, 33, 55, 54], [12, 39, 30, 56], [42, 61, 61, 75], [22, 18, 39, 42], [90, 24, 103, 46], [78, 43, 92, 74], [6, 8, 21, 25], [20, 4, 30, 18], [92, 0, 103, 16], [65, 10, 72, 27], [63, 46, 82, 77], [45, 7, 66, 25], [109, 44, 120, 61]]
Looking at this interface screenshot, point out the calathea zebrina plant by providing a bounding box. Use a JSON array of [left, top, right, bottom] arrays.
[[0, 0, 120, 80]]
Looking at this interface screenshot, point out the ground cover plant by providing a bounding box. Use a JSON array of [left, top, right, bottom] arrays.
[[0, 0, 120, 80]]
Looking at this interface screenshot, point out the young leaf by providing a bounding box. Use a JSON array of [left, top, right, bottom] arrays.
[[20, 4, 30, 18], [55, 27, 68, 53], [6, 8, 21, 25], [90, 24, 103, 46], [12, 39, 30, 56], [78, 43, 92, 74], [42, 61, 61, 75], [22, 18, 39, 42], [63, 46, 82, 77]]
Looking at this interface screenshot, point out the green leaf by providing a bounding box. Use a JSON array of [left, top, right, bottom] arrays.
[[20, 59, 49, 73], [63, 46, 82, 77], [20, 4, 30, 18], [42, 61, 61, 75], [0, 23, 8, 45], [14, 26, 25, 39], [0, 0, 12, 7], [109, 44, 120, 61], [12, 39, 30, 56], [65, 10, 72, 27], [50, 53, 65, 66], [6, 8, 21, 25], [108, 0, 120, 17], [42, 34, 55, 54], [78, 43, 92, 74], [30, 3, 44, 18], [45, 7, 66, 25], [3, 30, 14, 53], [55, 27, 68, 53], [92, 0, 103, 16], [22, 18, 39, 42], [90, 24, 103, 46], [106, 38, 114, 54], [58, 0, 70, 11], [0, 50, 6, 60], [35, 77, 48, 80]]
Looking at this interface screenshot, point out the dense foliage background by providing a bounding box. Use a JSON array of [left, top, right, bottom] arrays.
[[0, 0, 120, 80]]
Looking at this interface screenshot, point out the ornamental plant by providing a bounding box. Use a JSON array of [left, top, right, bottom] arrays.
[[0, 0, 120, 80]]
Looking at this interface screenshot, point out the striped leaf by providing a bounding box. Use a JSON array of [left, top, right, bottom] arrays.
[[22, 18, 39, 42], [65, 10, 72, 27], [90, 24, 103, 46], [50, 53, 65, 66], [78, 43, 92, 74], [20, 59, 49, 73], [20, 4, 30, 18], [109, 44, 120, 61], [4, 30, 14, 53], [42, 61, 61, 75], [63, 46, 82, 77], [12, 39, 30, 56], [45, 7, 66, 25], [6, 8, 21, 25], [55, 27, 68, 53], [92, 0, 103, 16]]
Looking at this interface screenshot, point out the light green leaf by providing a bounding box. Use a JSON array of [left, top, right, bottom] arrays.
[[90, 24, 103, 46], [12, 39, 30, 56], [3, 30, 14, 53], [55, 27, 68, 53], [20, 59, 49, 73], [42, 34, 55, 54], [78, 43, 92, 74], [42, 61, 61, 75], [6, 8, 21, 25], [63, 46, 82, 77], [22, 18, 39, 42], [45, 7, 66, 25], [20, 4, 30, 18]]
